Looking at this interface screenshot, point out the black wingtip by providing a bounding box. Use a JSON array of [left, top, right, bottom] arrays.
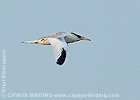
[[56, 48, 66, 65], [71, 32, 81, 38], [57, 62, 64, 65]]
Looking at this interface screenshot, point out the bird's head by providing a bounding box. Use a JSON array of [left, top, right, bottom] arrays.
[[22, 38, 51, 45]]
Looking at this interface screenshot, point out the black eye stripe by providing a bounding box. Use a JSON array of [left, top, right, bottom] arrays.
[[71, 33, 81, 38]]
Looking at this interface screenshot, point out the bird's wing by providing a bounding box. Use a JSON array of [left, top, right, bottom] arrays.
[[48, 35, 68, 65]]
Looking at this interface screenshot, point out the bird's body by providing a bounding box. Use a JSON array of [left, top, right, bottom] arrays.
[[22, 32, 91, 65]]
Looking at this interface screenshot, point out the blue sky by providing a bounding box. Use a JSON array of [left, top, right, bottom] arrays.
[[0, 0, 140, 100]]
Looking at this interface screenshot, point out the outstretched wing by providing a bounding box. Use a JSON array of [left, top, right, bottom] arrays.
[[48, 35, 68, 65]]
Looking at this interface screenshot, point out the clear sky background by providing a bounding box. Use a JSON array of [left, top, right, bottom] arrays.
[[0, 0, 140, 100]]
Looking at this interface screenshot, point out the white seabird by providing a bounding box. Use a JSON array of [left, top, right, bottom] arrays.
[[22, 32, 91, 65]]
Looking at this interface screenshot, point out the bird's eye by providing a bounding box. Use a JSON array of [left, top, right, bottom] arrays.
[[41, 39, 44, 41]]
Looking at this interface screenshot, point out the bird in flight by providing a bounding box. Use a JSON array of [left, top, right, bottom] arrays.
[[22, 32, 91, 65]]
